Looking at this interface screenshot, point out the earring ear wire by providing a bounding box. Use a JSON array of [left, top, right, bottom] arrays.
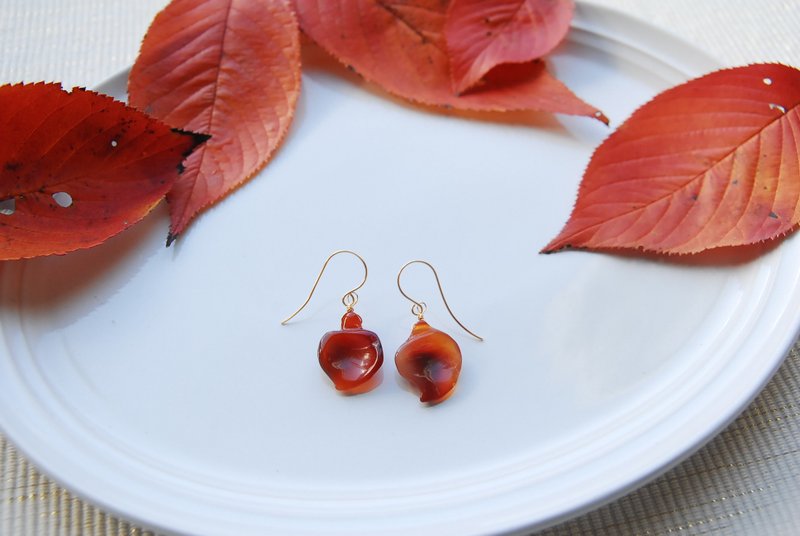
[[396, 260, 483, 341], [281, 249, 368, 325]]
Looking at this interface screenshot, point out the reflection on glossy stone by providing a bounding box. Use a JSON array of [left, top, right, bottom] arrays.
[[318, 311, 383, 394], [395, 320, 461, 405]]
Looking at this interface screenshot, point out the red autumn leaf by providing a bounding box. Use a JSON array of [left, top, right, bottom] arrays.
[[445, 0, 574, 95], [128, 0, 301, 243], [543, 64, 800, 255], [0, 83, 205, 261], [295, 0, 604, 121]]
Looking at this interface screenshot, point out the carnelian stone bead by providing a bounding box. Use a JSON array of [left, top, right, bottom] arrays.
[[318, 311, 383, 394], [394, 320, 462, 404]]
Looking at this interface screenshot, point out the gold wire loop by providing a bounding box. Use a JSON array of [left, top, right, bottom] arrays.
[[411, 301, 427, 319], [397, 260, 484, 341], [281, 250, 368, 325], [342, 291, 358, 310]]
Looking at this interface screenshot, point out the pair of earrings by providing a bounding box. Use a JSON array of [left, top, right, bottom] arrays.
[[281, 250, 483, 405]]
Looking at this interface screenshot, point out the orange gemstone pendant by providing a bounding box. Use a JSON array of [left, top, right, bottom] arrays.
[[395, 319, 462, 404], [319, 310, 384, 395]]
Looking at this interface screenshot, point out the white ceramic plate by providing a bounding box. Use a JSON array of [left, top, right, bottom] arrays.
[[2, 4, 799, 535]]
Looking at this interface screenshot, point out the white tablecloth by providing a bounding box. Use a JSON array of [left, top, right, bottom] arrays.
[[2, 1, 799, 534]]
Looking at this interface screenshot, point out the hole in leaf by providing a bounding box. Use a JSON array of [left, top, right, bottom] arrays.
[[111, 139, 118, 147], [763, 77, 773, 85], [0, 198, 15, 216], [52, 191, 73, 208], [769, 103, 786, 113]]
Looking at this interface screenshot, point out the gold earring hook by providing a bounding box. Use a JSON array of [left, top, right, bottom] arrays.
[[281, 250, 368, 325], [397, 260, 483, 341]]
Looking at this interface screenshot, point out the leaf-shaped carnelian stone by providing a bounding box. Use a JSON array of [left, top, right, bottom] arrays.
[[318, 311, 383, 395], [395, 320, 462, 405]]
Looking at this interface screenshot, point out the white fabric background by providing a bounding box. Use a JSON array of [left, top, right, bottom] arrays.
[[1, 1, 799, 534]]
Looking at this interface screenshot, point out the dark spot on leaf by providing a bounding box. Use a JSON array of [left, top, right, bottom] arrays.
[[691, 194, 698, 201], [769, 211, 779, 219], [171, 129, 210, 174], [4, 161, 21, 172]]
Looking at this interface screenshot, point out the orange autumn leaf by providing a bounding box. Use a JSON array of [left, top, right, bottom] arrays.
[[295, 0, 603, 121], [543, 64, 800, 255], [0, 83, 205, 261], [128, 0, 301, 243], [445, 0, 574, 95]]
